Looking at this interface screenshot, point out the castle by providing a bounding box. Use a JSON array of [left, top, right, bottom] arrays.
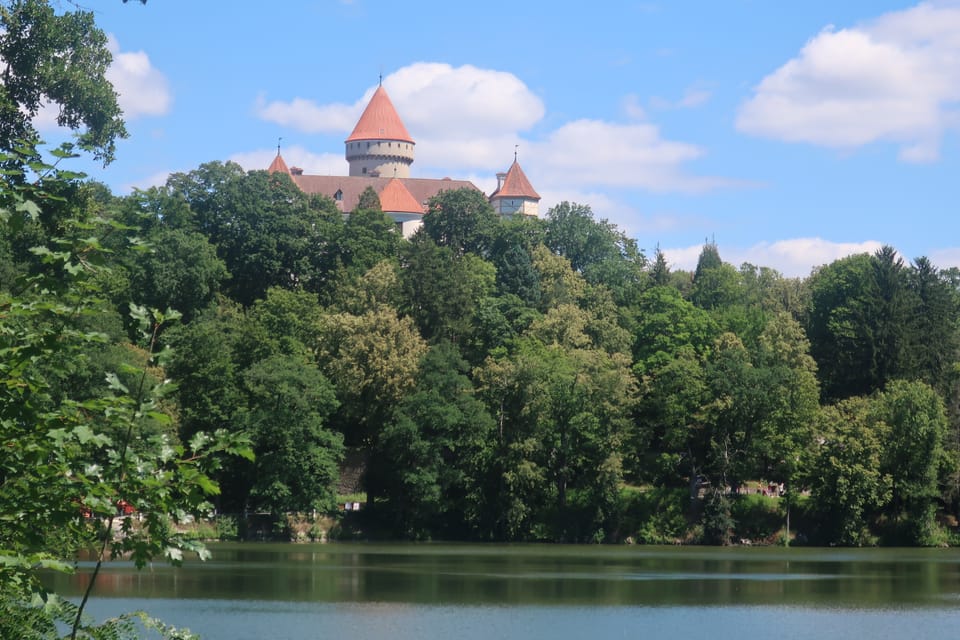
[[267, 83, 540, 237]]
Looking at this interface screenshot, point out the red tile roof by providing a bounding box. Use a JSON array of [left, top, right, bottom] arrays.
[[345, 85, 415, 144], [490, 160, 540, 200], [267, 153, 290, 175], [379, 178, 424, 213], [292, 175, 479, 213]]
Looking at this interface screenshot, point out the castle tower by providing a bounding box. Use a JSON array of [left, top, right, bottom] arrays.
[[345, 85, 415, 178], [267, 150, 290, 175], [489, 157, 540, 217]]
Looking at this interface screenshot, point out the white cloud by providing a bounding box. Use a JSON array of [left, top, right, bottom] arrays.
[[737, 2, 960, 161], [30, 35, 170, 132], [230, 146, 347, 176], [255, 61, 730, 193], [531, 119, 730, 193], [31, 100, 60, 131], [123, 170, 175, 193], [106, 35, 171, 119], [256, 62, 544, 153], [929, 247, 960, 269], [387, 63, 544, 139], [664, 237, 884, 277], [255, 95, 360, 134]]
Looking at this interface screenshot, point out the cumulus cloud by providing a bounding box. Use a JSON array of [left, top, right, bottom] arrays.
[[664, 237, 884, 277], [31, 101, 60, 131], [531, 119, 729, 193], [254, 95, 360, 134], [737, 2, 960, 161], [106, 35, 171, 119], [255, 61, 730, 193], [230, 146, 347, 176], [929, 247, 960, 269], [123, 170, 176, 193]]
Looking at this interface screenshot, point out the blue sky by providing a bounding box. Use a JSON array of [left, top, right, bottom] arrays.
[[46, 0, 960, 277]]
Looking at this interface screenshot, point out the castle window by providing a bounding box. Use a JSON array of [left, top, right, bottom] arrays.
[[334, 189, 343, 201]]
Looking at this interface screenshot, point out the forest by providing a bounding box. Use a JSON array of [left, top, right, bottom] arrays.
[[5, 151, 960, 550], [7, 1, 960, 637]]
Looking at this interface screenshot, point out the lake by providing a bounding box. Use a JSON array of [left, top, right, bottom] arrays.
[[46, 543, 960, 639]]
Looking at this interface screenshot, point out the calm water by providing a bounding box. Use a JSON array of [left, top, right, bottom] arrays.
[[46, 543, 960, 639]]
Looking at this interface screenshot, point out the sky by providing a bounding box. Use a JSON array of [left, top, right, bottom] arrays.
[[43, 0, 960, 277]]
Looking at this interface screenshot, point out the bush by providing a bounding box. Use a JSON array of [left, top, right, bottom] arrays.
[[731, 493, 782, 542], [622, 487, 690, 544]]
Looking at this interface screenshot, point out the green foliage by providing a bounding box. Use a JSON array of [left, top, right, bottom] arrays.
[[623, 487, 689, 544], [0, 142, 251, 638], [126, 227, 228, 323], [876, 380, 948, 545], [730, 493, 783, 542], [0, 0, 126, 164], [423, 187, 499, 256], [160, 163, 338, 306], [378, 342, 495, 538], [400, 236, 496, 343], [702, 488, 735, 545], [242, 354, 343, 515], [806, 397, 891, 545]]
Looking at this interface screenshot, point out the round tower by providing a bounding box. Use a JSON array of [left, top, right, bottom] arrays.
[[345, 85, 415, 178]]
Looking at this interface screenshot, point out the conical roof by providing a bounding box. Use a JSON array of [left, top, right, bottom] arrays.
[[267, 152, 290, 175], [491, 159, 540, 200], [379, 177, 423, 213], [346, 85, 415, 144]]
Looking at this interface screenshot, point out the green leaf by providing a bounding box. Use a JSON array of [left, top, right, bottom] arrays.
[[14, 199, 41, 219], [105, 372, 129, 393]]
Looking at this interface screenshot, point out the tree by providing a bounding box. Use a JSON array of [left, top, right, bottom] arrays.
[[422, 187, 499, 257], [476, 323, 637, 541], [162, 163, 339, 305], [241, 355, 343, 516], [316, 305, 428, 502], [905, 256, 960, 391], [356, 185, 382, 211], [0, 0, 126, 164], [806, 253, 881, 400], [650, 246, 670, 286], [806, 248, 913, 401], [127, 227, 229, 323], [876, 380, 949, 545], [0, 142, 250, 638], [543, 201, 646, 304], [400, 235, 496, 343], [378, 342, 495, 538], [806, 397, 891, 545]]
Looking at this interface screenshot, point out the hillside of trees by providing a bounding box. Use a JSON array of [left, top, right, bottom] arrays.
[[5, 155, 960, 549], [7, 1, 959, 637]]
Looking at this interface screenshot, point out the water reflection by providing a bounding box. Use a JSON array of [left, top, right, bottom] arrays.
[[48, 543, 960, 608]]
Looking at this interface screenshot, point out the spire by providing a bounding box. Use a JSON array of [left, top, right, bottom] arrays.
[[491, 158, 540, 200], [346, 85, 414, 144], [267, 150, 290, 175]]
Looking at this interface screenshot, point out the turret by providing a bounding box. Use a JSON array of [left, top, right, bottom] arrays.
[[345, 85, 415, 178], [489, 158, 540, 217]]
